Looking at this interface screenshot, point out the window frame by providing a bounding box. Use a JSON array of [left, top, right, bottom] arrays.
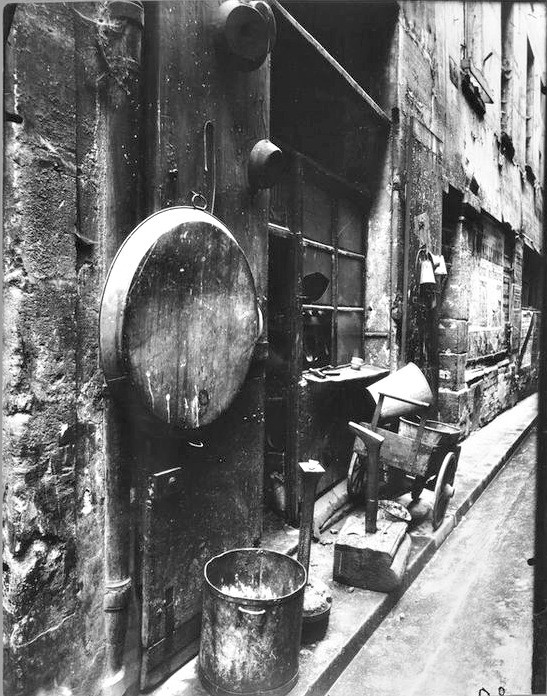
[[298, 156, 367, 369], [461, 1, 494, 115]]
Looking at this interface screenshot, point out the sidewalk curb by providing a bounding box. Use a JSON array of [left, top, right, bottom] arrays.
[[452, 415, 538, 528], [298, 403, 538, 696]]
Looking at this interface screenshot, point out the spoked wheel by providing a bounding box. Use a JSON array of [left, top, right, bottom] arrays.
[[347, 452, 367, 501], [432, 452, 457, 530]]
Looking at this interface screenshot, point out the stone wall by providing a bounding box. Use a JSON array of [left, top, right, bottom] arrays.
[[439, 360, 517, 437], [397, 1, 544, 432], [3, 4, 109, 694]]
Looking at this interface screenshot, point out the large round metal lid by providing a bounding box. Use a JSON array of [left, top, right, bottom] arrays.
[[99, 206, 259, 430]]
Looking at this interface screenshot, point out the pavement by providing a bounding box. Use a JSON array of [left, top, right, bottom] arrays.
[[329, 429, 535, 696], [148, 393, 537, 696]]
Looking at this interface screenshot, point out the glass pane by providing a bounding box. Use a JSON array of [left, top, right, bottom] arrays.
[[338, 198, 364, 253], [303, 247, 332, 304], [303, 308, 332, 369], [337, 312, 363, 365], [303, 181, 332, 244], [338, 257, 364, 306]]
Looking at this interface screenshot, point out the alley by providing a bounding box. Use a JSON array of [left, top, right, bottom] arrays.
[[329, 431, 536, 696], [4, 3, 545, 695]]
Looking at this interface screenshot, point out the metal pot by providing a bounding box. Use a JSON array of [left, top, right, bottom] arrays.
[[199, 548, 306, 696]]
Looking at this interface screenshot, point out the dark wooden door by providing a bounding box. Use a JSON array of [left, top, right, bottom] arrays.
[[136, 1, 269, 689]]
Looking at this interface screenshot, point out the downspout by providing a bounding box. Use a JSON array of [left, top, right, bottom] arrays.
[[390, 137, 403, 372], [395, 10, 413, 369], [400, 132, 411, 368], [100, 1, 143, 687], [389, 9, 404, 372]]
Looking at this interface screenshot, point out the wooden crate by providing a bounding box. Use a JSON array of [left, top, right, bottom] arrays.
[[333, 511, 411, 592]]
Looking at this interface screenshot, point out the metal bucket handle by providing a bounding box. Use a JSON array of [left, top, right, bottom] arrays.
[[237, 605, 267, 628]]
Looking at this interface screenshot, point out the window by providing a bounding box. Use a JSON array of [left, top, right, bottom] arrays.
[[268, 155, 367, 372], [301, 163, 366, 369], [461, 1, 494, 116]]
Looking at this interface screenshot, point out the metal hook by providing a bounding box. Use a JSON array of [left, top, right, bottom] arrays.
[[191, 191, 208, 210]]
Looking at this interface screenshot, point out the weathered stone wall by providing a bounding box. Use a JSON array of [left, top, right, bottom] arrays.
[[3, 4, 108, 694], [397, 0, 545, 251], [397, 1, 544, 431], [438, 359, 518, 437]]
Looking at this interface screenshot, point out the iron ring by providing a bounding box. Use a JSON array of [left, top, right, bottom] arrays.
[[191, 191, 208, 210]]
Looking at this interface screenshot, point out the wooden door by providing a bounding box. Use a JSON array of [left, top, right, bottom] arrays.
[[137, 1, 269, 689]]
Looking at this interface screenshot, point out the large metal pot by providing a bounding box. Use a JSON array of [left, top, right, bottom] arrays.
[[199, 548, 306, 696], [398, 417, 460, 448]]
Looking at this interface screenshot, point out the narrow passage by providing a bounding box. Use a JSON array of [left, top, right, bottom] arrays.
[[329, 432, 536, 696]]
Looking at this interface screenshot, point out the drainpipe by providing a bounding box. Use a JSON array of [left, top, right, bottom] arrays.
[[390, 112, 404, 372], [399, 117, 413, 368], [100, 1, 143, 688], [390, 14, 407, 371]]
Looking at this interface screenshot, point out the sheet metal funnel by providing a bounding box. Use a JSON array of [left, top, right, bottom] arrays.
[[365, 362, 433, 421]]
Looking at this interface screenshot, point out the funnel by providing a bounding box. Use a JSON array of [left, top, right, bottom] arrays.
[[365, 362, 433, 421]]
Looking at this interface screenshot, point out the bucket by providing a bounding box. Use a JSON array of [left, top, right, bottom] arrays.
[[365, 362, 433, 420], [199, 548, 307, 696], [398, 417, 460, 448]]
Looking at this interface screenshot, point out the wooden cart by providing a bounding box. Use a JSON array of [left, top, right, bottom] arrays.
[[347, 389, 461, 531]]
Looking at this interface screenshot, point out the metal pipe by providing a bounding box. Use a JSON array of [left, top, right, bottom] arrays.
[[400, 129, 412, 367], [389, 14, 403, 372], [390, 148, 403, 372], [296, 461, 325, 578], [101, 0, 143, 686]]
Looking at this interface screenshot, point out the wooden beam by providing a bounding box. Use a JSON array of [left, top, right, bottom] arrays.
[[271, 0, 391, 126]]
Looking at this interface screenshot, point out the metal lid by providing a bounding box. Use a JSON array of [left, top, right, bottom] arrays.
[[99, 207, 259, 430]]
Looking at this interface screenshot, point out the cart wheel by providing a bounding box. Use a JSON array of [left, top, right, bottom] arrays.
[[432, 452, 457, 530], [347, 452, 367, 501]]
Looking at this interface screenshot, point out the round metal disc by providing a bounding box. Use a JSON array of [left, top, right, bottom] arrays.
[[99, 207, 258, 430]]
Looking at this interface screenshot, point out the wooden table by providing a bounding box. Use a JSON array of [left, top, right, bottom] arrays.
[[302, 364, 389, 385]]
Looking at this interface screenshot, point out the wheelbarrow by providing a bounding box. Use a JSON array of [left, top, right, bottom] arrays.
[[347, 387, 461, 531]]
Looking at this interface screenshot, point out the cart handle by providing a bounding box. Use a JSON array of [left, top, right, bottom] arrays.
[[348, 421, 385, 448], [348, 422, 384, 534]]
